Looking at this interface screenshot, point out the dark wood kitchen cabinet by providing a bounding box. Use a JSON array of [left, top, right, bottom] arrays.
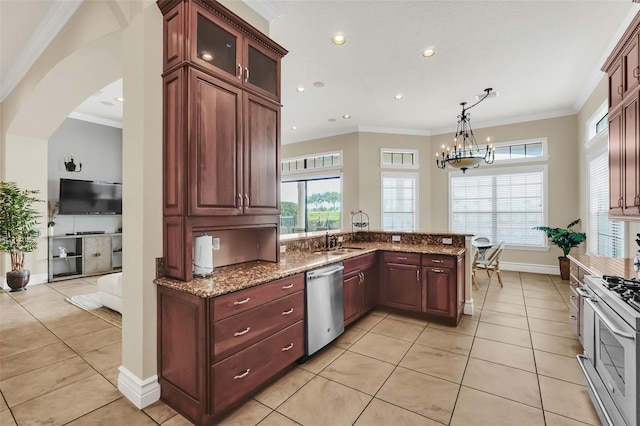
[[422, 254, 465, 323], [158, 0, 288, 281], [603, 11, 640, 220], [343, 252, 378, 326], [187, 69, 279, 217], [380, 252, 422, 312], [157, 274, 304, 425], [380, 251, 464, 324]]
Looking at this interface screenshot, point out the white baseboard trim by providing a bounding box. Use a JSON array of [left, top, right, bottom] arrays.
[[117, 365, 160, 409], [464, 298, 474, 316], [500, 261, 560, 275], [2, 273, 48, 290]]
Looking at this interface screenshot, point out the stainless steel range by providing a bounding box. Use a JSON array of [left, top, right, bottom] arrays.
[[577, 275, 640, 426]]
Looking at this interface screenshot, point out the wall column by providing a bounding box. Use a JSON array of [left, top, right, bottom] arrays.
[[118, 0, 163, 408]]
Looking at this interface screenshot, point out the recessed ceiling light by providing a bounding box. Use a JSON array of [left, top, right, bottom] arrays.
[[342, 114, 351, 119], [296, 86, 306, 93], [422, 48, 436, 57], [394, 94, 404, 100], [313, 82, 325, 88], [291, 126, 297, 131], [201, 52, 214, 61], [332, 34, 346, 45], [114, 97, 124, 103]]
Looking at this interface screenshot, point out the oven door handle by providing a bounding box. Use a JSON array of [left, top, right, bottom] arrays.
[[586, 299, 636, 340], [576, 355, 615, 426]]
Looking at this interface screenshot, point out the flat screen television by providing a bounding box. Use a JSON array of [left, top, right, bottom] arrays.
[[58, 178, 122, 215]]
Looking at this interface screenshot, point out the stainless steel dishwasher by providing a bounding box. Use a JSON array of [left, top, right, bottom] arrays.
[[305, 262, 345, 356]]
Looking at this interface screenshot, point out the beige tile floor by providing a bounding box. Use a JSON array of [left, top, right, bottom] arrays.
[[0, 271, 602, 425]]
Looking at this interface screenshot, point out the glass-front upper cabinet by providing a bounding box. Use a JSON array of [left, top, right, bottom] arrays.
[[191, 4, 284, 101]]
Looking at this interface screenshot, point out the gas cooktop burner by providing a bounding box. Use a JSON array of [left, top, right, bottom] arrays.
[[601, 275, 640, 312]]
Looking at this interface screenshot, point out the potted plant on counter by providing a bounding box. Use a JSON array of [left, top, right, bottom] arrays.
[[0, 181, 42, 291], [534, 219, 586, 280]]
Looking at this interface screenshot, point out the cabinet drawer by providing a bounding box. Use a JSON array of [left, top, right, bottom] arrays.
[[343, 252, 376, 273], [421, 254, 455, 268], [569, 301, 579, 336], [213, 321, 304, 414], [383, 251, 420, 265], [212, 291, 303, 362], [568, 285, 580, 306], [211, 274, 304, 321]]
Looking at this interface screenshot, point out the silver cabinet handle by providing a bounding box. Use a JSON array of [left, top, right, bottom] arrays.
[[282, 283, 294, 290], [416, 270, 420, 281], [570, 315, 577, 320], [234, 369, 250, 379], [431, 259, 444, 263], [238, 193, 243, 208], [245, 67, 249, 82], [396, 256, 407, 260], [432, 268, 445, 273], [576, 287, 594, 300], [618, 85, 623, 95], [634, 67, 640, 78], [282, 343, 294, 351], [282, 308, 294, 315], [245, 194, 249, 206], [234, 327, 251, 337], [569, 295, 577, 300], [234, 297, 250, 305], [238, 64, 242, 79]]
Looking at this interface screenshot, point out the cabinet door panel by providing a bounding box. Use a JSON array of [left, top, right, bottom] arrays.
[[623, 93, 639, 214], [362, 265, 377, 312], [423, 267, 453, 317], [623, 34, 640, 97], [609, 59, 623, 109], [343, 272, 361, 327], [244, 40, 280, 101], [609, 108, 624, 217], [243, 94, 280, 215], [383, 263, 421, 312], [189, 70, 242, 216], [84, 236, 112, 274], [163, 69, 186, 216]]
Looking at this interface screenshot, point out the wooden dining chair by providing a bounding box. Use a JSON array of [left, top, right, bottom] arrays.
[[472, 241, 505, 288]]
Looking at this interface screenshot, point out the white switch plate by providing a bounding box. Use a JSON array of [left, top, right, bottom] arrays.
[[392, 235, 401, 242], [212, 237, 220, 250], [442, 237, 453, 245]]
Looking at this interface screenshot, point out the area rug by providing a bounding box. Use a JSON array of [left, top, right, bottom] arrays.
[[65, 293, 122, 328]]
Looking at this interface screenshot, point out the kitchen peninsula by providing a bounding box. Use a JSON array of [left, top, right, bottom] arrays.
[[155, 230, 467, 425]]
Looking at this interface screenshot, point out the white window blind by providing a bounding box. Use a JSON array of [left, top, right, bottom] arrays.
[[450, 167, 545, 247], [382, 173, 417, 231], [588, 151, 624, 257]]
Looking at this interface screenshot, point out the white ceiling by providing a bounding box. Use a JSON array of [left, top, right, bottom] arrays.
[[1, 1, 638, 143]]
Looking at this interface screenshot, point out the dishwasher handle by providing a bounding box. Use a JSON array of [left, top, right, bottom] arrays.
[[307, 265, 344, 279]]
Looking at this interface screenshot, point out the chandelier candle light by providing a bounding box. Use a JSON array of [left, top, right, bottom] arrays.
[[436, 88, 495, 173]]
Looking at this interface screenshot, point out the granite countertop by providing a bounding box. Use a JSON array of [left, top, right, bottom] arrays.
[[154, 242, 466, 298], [568, 254, 639, 280]]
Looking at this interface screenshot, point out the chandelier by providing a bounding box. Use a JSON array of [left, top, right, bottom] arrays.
[[436, 88, 495, 173]]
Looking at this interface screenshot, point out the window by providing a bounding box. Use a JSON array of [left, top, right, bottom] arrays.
[[280, 177, 341, 234], [380, 148, 418, 168], [588, 149, 624, 257], [450, 166, 546, 247], [281, 151, 342, 174], [382, 173, 418, 231], [492, 138, 547, 162]]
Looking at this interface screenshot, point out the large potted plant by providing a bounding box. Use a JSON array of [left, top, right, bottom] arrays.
[[534, 219, 586, 280], [0, 181, 42, 291]]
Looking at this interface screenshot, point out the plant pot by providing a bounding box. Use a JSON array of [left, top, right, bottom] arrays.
[[6, 270, 30, 292], [558, 256, 570, 281], [48, 226, 54, 237]]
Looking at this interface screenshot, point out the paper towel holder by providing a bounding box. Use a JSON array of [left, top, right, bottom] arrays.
[[193, 234, 214, 277]]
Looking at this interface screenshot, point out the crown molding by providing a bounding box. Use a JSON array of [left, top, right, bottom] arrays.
[[358, 125, 431, 137], [68, 112, 123, 129], [0, 0, 82, 102], [242, 0, 283, 22]]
